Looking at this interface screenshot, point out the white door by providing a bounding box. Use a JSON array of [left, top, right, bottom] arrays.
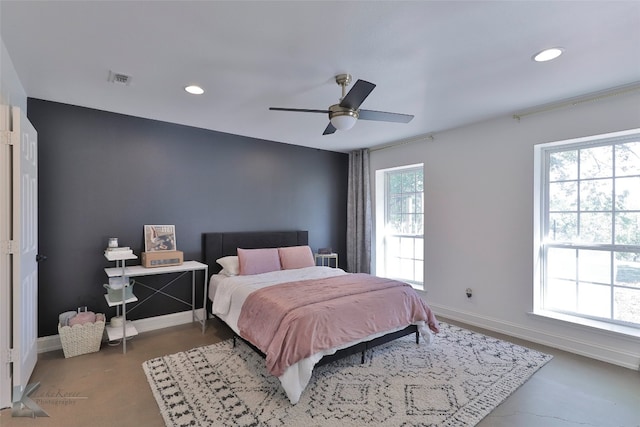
[[0, 106, 39, 409]]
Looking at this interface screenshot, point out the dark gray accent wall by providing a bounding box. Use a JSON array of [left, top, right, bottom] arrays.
[[27, 98, 348, 337]]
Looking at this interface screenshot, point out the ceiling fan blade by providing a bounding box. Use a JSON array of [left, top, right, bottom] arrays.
[[323, 122, 337, 135], [339, 80, 376, 110], [358, 109, 414, 123], [269, 107, 329, 114]]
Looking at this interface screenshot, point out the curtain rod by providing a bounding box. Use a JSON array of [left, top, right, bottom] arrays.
[[370, 82, 639, 152], [513, 81, 640, 121], [369, 134, 435, 152]]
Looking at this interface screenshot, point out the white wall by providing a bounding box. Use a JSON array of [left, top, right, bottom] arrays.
[[370, 90, 640, 369], [0, 37, 27, 108]]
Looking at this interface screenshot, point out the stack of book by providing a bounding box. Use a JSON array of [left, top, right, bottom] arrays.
[[104, 246, 134, 259]]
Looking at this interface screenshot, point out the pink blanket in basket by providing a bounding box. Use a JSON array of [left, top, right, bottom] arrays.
[[237, 273, 439, 377]]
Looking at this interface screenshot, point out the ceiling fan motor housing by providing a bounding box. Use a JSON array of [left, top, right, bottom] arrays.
[[329, 104, 359, 119]]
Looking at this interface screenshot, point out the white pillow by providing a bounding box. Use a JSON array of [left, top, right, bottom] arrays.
[[216, 256, 239, 276]]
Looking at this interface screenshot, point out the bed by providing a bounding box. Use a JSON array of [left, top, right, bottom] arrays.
[[203, 230, 439, 404]]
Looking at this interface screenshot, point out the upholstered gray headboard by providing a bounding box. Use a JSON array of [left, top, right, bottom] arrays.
[[203, 230, 308, 274]]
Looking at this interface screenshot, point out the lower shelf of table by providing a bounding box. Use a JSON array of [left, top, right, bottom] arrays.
[[104, 293, 138, 307], [105, 321, 138, 341]]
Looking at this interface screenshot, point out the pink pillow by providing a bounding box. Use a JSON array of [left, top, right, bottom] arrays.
[[237, 248, 281, 275], [278, 246, 315, 270]]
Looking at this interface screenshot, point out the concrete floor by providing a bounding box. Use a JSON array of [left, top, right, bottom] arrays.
[[1, 317, 638, 427]]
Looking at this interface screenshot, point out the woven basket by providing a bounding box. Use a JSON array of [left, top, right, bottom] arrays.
[[58, 316, 105, 358]]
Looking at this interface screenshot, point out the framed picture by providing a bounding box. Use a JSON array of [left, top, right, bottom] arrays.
[[144, 225, 177, 252]]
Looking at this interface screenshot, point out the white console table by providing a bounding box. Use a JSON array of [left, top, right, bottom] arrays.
[[104, 260, 209, 352]]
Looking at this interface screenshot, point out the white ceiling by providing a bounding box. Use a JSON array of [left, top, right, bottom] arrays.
[[1, 1, 639, 153]]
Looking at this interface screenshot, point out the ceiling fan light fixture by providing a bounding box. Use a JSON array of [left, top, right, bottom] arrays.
[[329, 105, 359, 131], [330, 114, 357, 131]]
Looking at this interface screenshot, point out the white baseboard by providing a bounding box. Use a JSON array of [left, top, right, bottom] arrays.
[[38, 308, 206, 354], [430, 303, 640, 371], [40, 303, 638, 371]]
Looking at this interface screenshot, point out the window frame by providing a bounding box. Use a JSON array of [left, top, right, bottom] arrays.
[[376, 164, 424, 289], [534, 128, 640, 331]]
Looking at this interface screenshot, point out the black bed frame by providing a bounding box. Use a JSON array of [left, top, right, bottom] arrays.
[[202, 230, 419, 366]]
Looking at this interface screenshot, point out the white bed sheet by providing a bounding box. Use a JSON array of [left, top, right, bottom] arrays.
[[209, 266, 433, 404]]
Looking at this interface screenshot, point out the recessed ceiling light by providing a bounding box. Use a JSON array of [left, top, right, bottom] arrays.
[[185, 85, 204, 95], [533, 47, 563, 62]]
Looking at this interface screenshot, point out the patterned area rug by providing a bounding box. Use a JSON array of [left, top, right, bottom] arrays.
[[143, 322, 552, 426]]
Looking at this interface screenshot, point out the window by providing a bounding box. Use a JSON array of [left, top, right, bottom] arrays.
[[377, 165, 424, 289], [535, 129, 640, 330]]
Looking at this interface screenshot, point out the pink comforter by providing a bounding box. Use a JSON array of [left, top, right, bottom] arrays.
[[237, 273, 439, 377]]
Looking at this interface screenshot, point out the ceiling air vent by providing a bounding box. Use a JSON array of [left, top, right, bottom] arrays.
[[108, 70, 132, 86]]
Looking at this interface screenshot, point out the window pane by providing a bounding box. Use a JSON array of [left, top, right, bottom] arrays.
[[416, 172, 424, 192], [577, 249, 611, 284], [414, 214, 421, 234], [577, 282, 611, 318], [549, 181, 577, 211], [545, 278, 576, 311], [613, 287, 640, 324], [415, 238, 424, 260], [415, 194, 423, 212], [388, 214, 402, 233], [549, 150, 578, 181], [386, 255, 400, 278], [385, 235, 400, 278], [386, 235, 400, 255], [389, 196, 401, 215], [615, 177, 640, 211], [580, 145, 612, 179], [400, 237, 414, 257], [389, 174, 402, 193], [401, 195, 413, 213], [548, 213, 577, 241], [614, 253, 640, 288], [547, 247, 576, 280], [414, 260, 424, 283], [400, 258, 414, 281], [580, 178, 612, 211], [579, 213, 612, 244], [615, 141, 640, 176], [399, 214, 408, 234], [415, 214, 424, 235], [615, 213, 640, 246], [402, 172, 416, 192]]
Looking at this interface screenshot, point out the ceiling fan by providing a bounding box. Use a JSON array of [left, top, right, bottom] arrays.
[[269, 74, 414, 135]]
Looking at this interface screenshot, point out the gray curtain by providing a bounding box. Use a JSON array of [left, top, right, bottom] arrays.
[[346, 148, 371, 273]]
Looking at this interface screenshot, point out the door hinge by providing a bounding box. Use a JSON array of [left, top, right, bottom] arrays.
[[2, 240, 16, 254], [0, 130, 15, 145], [6, 348, 14, 363]]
